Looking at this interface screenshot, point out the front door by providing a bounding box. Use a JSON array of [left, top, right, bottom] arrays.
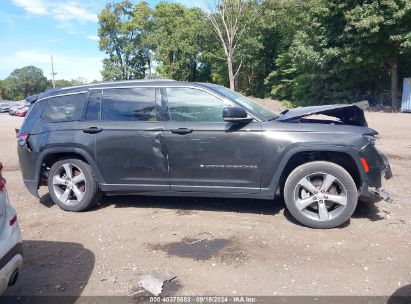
[[163, 87, 263, 193], [82, 87, 169, 191]]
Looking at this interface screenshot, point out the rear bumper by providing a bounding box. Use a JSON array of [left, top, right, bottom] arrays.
[[0, 243, 23, 295], [22, 179, 39, 198], [18, 141, 41, 198]]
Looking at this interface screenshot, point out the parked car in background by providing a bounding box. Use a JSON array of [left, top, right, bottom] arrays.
[[9, 103, 29, 116], [0, 103, 11, 113], [17, 80, 392, 229], [10, 102, 21, 107], [0, 162, 23, 295], [16, 107, 29, 117], [8, 105, 22, 116]]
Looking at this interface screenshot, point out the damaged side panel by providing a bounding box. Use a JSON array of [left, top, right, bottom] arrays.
[[94, 122, 170, 188]]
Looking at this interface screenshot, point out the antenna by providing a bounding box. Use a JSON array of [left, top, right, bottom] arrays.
[[50, 55, 57, 88]]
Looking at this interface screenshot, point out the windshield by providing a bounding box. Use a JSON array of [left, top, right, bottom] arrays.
[[207, 85, 279, 120]]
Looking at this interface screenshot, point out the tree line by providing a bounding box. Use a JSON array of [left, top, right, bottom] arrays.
[[1, 0, 409, 107], [0, 66, 90, 101], [98, 0, 411, 109]]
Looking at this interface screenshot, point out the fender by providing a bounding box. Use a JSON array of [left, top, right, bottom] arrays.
[[262, 143, 368, 196], [32, 147, 105, 195]]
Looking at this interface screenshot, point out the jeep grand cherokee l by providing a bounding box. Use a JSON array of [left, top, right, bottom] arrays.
[[16, 81, 392, 228]]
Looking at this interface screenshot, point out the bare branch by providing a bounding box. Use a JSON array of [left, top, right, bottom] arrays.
[[208, 12, 229, 56], [219, 1, 233, 48], [203, 0, 250, 90], [232, 25, 247, 53], [233, 60, 243, 78]]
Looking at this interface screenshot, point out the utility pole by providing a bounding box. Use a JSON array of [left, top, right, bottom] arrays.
[[50, 55, 57, 88]]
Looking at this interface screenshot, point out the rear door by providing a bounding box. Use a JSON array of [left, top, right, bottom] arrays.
[[163, 87, 263, 193], [81, 87, 169, 191]]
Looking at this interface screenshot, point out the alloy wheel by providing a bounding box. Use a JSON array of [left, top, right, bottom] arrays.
[[293, 172, 348, 222], [52, 163, 86, 205]]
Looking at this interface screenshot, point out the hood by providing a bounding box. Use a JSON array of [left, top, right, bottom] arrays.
[[276, 104, 367, 127]]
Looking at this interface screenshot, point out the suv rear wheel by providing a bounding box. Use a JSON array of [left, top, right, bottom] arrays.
[[47, 158, 102, 211], [284, 161, 358, 229]]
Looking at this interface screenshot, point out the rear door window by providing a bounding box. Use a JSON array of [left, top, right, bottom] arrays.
[[102, 88, 156, 121], [42, 93, 87, 122]]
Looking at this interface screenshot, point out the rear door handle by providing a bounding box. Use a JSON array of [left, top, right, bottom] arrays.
[[170, 128, 193, 135], [82, 127, 103, 134]]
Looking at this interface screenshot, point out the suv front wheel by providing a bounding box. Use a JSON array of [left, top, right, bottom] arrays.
[[284, 161, 358, 229], [47, 158, 102, 211]]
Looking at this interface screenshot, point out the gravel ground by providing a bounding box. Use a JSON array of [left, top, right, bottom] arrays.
[[1, 110, 411, 298]]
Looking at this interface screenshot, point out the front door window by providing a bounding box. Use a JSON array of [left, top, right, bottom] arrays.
[[166, 87, 232, 122]]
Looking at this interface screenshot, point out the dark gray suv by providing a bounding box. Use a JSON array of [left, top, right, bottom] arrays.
[[17, 80, 392, 228]]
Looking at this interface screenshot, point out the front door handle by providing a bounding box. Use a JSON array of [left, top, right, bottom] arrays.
[[82, 127, 103, 134], [170, 128, 193, 135]]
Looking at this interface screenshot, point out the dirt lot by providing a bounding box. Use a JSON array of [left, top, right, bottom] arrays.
[[1, 110, 411, 298]]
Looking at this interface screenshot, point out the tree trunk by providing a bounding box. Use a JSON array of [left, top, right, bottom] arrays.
[[191, 57, 197, 81], [227, 55, 235, 90], [168, 51, 174, 79], [390, 55, 399, 112]]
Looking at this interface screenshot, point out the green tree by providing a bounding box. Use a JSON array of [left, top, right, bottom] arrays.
[[235, 0, 307, 96], [2, 66, 50, 100], [265, 0, 348, 105], [344, 0, 411, 110], [266, 0, 411, 107], [0, 80, 3, 99], [95, 0, 410, 105], [98, 0, 151, 80], [54, 78, 85, 88], [150, 2, 212, 81], [98, 1, 213, 82]]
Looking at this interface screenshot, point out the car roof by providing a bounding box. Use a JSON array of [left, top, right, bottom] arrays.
[[34, 80, 214, 101]]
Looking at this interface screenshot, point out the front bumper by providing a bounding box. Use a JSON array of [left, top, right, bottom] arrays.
[[359, 183, 390, 203], [358, 143, 392, 203]]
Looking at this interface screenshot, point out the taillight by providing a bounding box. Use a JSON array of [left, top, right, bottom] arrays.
[[0, 162, 5, 191], [9, 215, 17, 226], [16, 132, 30, 142]]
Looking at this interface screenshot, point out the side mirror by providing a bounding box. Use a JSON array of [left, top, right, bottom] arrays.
[[223, 106, 253, 123]]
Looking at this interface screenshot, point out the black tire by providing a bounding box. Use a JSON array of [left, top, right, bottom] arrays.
[[47, 158, 102, 212], [284, 161, 358, 229]]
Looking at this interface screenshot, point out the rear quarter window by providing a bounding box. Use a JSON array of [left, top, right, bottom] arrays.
[[19, 99, 47, 134], [42, 93, 87, 122]]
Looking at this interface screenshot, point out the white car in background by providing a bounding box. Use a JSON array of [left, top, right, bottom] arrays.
[[0, 162, 22, 295]]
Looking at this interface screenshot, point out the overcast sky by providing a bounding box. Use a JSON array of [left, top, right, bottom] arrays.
[[0, 0, 204, 82]]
